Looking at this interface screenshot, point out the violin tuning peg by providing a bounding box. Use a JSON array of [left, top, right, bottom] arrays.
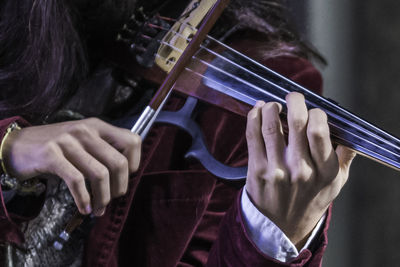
[[116, 33, 133, 45], [127, 18, 142, 29], [142, 24, 158, 37], [150, 16, 159, 25], [132, 45, 147, 54], [122, 25, 136, 37], [137, 7, 148, 21]]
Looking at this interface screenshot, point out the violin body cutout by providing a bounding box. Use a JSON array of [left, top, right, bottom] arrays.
[[155, 96, 247, 180]]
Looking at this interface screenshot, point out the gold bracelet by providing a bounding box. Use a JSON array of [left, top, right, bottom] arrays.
[[0, 122, 21, 175], [0, 122, 46, 196]]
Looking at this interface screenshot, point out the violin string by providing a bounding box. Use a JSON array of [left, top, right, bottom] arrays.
[[145, 21, 290, 99], [152, 43, 400, 163], [141, 28, 290, 104], [128, 23, 400, 160], [142, 20, 400, 156], [148, 18, 400, 156], [155, 52, 260, 104], [148, 16, 400, 151], [153, 53, 400, 164], [154, 41, 284, 105], [127, 19, 400, 159]]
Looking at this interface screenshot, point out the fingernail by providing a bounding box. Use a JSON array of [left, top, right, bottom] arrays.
[[255, 101, 265, 107], [94, 207, 105, 217], [85, 204, 92, 214]]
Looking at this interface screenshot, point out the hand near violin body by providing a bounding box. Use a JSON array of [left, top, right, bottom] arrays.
[[245, 92, 356, 249], [1, 118, 141, 216]]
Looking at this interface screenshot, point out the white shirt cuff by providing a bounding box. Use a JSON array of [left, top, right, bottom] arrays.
[[240, 187, 326, 262]]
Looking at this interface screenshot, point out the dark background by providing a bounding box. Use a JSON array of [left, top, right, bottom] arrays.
[[287, 1, 400, 266]]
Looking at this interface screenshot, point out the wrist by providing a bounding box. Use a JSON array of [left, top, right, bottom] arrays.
[[0, 122, 21, 176], [0, 123, 46, 196], [279, 209, 327, 250], [245, 185, 326, 249]]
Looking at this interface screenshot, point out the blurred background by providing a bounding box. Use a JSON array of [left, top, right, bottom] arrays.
[[287, 1, 400, 266]]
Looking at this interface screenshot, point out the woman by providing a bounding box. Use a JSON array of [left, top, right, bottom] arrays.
[[0, 0, 355, 266]]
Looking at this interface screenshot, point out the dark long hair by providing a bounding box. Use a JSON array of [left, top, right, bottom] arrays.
[[218, 0, 326, 63], [0, 0, 321, 122], [0, 0, 89, 121]]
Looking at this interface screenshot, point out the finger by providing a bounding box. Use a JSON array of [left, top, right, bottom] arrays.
[[61, 140, 111, 217], [79, 135, 129, 199], [261, 102, 285, 168], [86, 118, 142, 173], [51, 156, 92, 215], [286, 92, 310, 157], [246, 101, 267, 171], [307, 108, 336, 169], [336, 145, 356, 185]]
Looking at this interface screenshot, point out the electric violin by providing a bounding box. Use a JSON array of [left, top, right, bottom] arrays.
[[120, 0, 400, 176], [54, 0, 400, 249]]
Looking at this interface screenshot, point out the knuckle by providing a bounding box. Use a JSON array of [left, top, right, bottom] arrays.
[[130, 133, 142, 147], [307, 124, 327, 140], [92, 166, 109, 181], [68, 122, 91, 136], [290, 162, 313, 182], [40, 142, 59, 166], [262, 120, 281, 137], [249, 164, 268, 179], [56, 133, 75, 146], [118, 157, 129, 172], [247, 107, 260, 121], [254, 167, 268, 178], [266, 167, 288, 182], [291, 118, 307, 131], [264, 102, 280, 112], [110, 155, 128, 173], [309, 108, 327, 120], [43, 141, 58, 155], [67, 175, 86, 191], [86, 117, 102, 125], [122, 131, 142, 151], [245, 125, 256, 141], [308, 109, 329, 140]]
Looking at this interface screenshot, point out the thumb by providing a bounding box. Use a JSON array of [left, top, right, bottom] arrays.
[[336, 145, 356, 168], [335, 145, 356, 184]]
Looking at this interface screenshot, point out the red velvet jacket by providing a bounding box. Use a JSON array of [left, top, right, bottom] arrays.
[[0, 56, 329, 266]]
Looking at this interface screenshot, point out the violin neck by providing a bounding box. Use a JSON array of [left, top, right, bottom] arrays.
[[202, 46, 400, 171]]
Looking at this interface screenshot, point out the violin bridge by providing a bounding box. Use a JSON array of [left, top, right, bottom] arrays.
[[155, 0, 217, 73]]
